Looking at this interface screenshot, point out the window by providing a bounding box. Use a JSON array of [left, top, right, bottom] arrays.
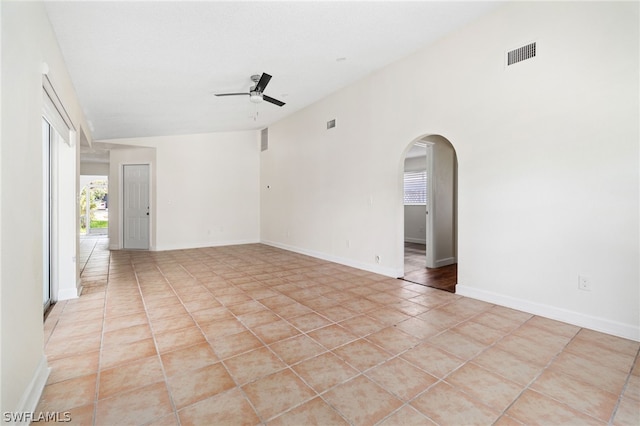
[[404, 170, 427, 205]]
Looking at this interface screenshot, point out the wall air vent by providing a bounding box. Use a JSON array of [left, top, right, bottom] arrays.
[[507, 42, 536, 66], [261, 128, 268, 151], [327, 119, 336, 130]]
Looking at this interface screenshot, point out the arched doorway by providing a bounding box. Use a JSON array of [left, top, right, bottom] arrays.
[[401, 134, 458, 292]]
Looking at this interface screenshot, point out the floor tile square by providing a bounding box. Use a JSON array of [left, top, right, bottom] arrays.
[[200, 318, 248, 340], [323, 375, 402, 426], [446, 363, 523, 412], [378, 405, 436, 425], [394, 317, 441, 340], [473, 347, 542, 386], [237, 310, 281, 328], [252, 320, 300, 345], [612, 397, 640, 425], [308, 324, 358, 350], [427, 330, 486, 360], [268, 397, 348, 426], [411, 381, 499, 425], [288, 312, 333, 332], [47, 351, 100, 385], [292, 352, 359, 393], [155, 326, 207, 353], [168, 362, 236, 409], [366, 357, 438, 400], [531, 369, 619, 421], [367, 327, 422, 355], [100, 338, 158, 370], [366, 307, 411, 326], [223, 346, 286, 385], [338, 315, 385, 337], [333, 339, 392, 372], [178, 388, 260, 426], [505, 389, 603, 425], [99, 356, 164, 399], [208, 330, 264, 360], [399, 342, 463, 378], [269, 334, 326, 365], [37, 374, 97, 413], [160, 342, 218, 377], [96, 381, 173, 426], [242, 369, 316, 421], [548, 350, 629, 394]]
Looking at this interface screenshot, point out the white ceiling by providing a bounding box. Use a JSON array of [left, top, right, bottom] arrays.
[[45, 1, 499, 141]]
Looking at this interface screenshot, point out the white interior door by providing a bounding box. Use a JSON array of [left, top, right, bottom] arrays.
[[42, 118, 52, 310], [123, 164, 150, 249], [425, 143, 435, 268]]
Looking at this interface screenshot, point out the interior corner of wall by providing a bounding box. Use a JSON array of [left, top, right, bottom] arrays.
[[13, 356, 50, 423]]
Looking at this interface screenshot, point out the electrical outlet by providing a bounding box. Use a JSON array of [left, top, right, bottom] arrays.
[[578, 275, 591, 291]]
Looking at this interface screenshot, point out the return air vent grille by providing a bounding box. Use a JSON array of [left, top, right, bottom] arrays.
[[261, 128, 268, 151], [507, 42, 536, 66]]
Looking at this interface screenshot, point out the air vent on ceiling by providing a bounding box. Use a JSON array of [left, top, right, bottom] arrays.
[[327, 119, 336, 130], [507, 42, 537, 66], [261, 128, 268, 151]]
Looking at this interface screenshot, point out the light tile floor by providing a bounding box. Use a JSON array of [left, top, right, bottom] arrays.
[[40, 237, 640, 425]]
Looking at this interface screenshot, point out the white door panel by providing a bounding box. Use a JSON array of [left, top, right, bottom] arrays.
[[123, 164, 150, 249]]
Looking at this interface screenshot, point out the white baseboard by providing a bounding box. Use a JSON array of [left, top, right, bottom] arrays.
[[262, 240, 404, 278], [57, 286, 80, 301], [76, 278, 84, 298], [456, 285, 640, 342], [435, 257, 456, 268], [153, 239, 260, 252], [404, 238, 426, 244], [12, 356, 50, 425]]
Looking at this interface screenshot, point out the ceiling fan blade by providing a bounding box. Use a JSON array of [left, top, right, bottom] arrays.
[[263, 95, 285, 107], [254, 73, 272, 93], [214, 92, 248, 97]]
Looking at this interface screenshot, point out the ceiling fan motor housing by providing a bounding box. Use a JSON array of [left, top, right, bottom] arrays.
[[215, 72, 285, 107]]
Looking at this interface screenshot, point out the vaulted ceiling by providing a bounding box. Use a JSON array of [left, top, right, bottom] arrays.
[[45, 1, 498, 141]]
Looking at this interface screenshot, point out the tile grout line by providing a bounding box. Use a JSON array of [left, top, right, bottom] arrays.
[[91, 241, 111, 426], [172, 257, 272, 424], [52, 242, 639, 425], [608, 345, 640, 425], [209, 255, 364, 424]]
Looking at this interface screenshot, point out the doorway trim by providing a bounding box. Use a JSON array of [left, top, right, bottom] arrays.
[[425, 141, 435, 268], [399, 133, 458, 280]]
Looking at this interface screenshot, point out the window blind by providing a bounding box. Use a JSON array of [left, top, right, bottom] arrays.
[[404, 170, 427, 205]]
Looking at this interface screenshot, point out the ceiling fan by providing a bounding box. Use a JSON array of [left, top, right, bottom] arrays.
[[215, 73, 285, 107]]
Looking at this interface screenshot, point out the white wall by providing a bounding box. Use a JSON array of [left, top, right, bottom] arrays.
[[404, 206, 426, 244], [261, 2, 639, 339], [1, 0, 92, 414], [104, 131, 260, 251], [55, 131, 79, 300], [80, 162, 109, 176]]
